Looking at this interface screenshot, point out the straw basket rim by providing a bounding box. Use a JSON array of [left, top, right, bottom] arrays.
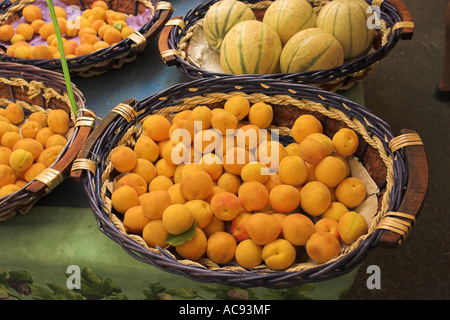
[[78, 76, 423, 288], [0, 0, 173, 77], [160, 0, 413, 91]]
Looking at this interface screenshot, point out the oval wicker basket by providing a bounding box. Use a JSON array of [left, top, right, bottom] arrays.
[[158, 0, 414, 92], [0, 0, 173, 77], [0, 61, 95, 221], [71, 76, 427, 288]]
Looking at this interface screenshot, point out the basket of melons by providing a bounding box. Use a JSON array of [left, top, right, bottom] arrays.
[[71, 76, 427, 288], [0, 0, 173, 77], [0, 61, 94, 221], [158, 0, 414, 92]]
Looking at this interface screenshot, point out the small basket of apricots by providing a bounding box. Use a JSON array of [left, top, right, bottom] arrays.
[[0, 0, 173, 77], [0, 61, 94, 221], [73, 77, 427, 288]]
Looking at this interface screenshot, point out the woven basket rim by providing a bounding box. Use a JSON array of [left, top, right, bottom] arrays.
[[0, 0, 168, 76], [165, 0, 404, 88], [82, 76, 408, 288], [0, 61, 90, 221]]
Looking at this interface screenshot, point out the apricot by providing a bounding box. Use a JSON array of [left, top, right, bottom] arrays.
[[215, 133, 236, 158], [123, 205, 151, 234], [22, 5, 43, 23], [238, 181, 269, 212], [38, 23, 55, 40], [235, 124, 261, 151], [285, 142, 301, 157], [116, 173, 147, 196], [223, 146, 254, 176], [1, 131, 21, 150], [216, 172, 241, 194], [155, 158, 176, 178], [169, 119, 195, 145], [280, 213, 315, 246], [299, 137, 327, 165], [111, 185, 139, 214], [306, 231, 341, 263], [148, 175, 173, 191], [13, 138, 43, 160], [28, 111, 47, 127], [53, 6, 67, 19], [14, 180, 28, 188], [224, 95, 250, 120], [321, 201, 349, 222], [332, 128, 359, 157], [240, 161, 269, 184], [103, 26, 122, 44], [47, 109, 69, 135], [9, 149, 33, 172], [291, 114, 323, 144], [4, 103, 24, 125], [180, 169, 213, 201], [315, 218, 340, 240], [167, 183, 186, 204], [24, 162, 46, 182], [80, 33, 99, 45], [206, 231, 237, 264], [0, 147, 12, 165], [121, 26, 134, 39], [307, 132, 334, 156], [175, 227, 207, 261], [133, 135, 159, 163], [139, 190, 171, 219], [263, 173, 282, 192], [98, 24, 113, 39], [300, 181, 332, 216], [172, 110, 194, 123], [246, 213, 281, 245], [131, 158, 156, 184], [248, 102, 273, 129], [0, 164, 16, 187], [0, 184, 21, 197], [211, 109, 238, 135], [234, 239, 262, 269], [21, 120, 42, 139], [142, 219, 169, 249], [142, 114, 171, 142], [184, 199, 214, 229], [92, 1, 109, 11], [34, 127, 54, 147], [65, 21, 79, 38], [210, 191, 241, 221], [315, 155, 347, 188], [36, 145, 63, 167], [91, 6, 107, 21], [110, 146, 137, 173], [335, 177, 366, 208], [10, 34, 25, 44], [191, 105, 213, 130], [16, 23, 34, 41], [162, 204, 194, 235], [0, 25, 15, 42], [0, 121, 12, 141], [269, 184, 301, 213], [262, 239, 296, 270], [179, 163, 204, 179], [31, 19, 45, 34], [45, 134, 67, 148], [193, 129, 221, 155], [205, 185, 226, 203], [202, 216, 226, 238], [338, 211, 368, 245], [256, 140, 287, 172], [75, 43, 96, 56], [93, 40, 109, 50], [200, 153, 223, 180], [230, 212, 252, 242], [277, 155, 308, 187], [14, 45, 32, 59]]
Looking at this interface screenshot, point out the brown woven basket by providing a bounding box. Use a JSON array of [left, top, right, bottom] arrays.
[[0, 0, 173, 77], [0, 61, 95, 221], [158, 0, 414, 92], [71, 76, 428, 289]]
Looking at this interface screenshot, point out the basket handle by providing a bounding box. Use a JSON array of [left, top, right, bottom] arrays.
[[25, 110, 95, 197], [376, 129, 428, 248], [70, 99, 138, 183], [388, 0, 414, 40], [140, 2, 173, 41], [158, 16, 183, 66]]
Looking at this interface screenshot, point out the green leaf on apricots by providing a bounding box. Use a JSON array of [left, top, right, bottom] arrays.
[[165, 223, 197, 246]]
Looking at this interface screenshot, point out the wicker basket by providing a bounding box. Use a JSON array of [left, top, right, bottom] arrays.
[[158, 0, 414, 92], [0, 61, 95, 221], [71, 76, 427, 288], [0, 0, 173, 77]]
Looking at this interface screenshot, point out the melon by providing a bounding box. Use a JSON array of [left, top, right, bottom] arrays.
[[203, 0, 256, 52], [220, 20, 282, 75], [316, 0, 375, 59], [262, 0, 317, 46], [279, 28, 344, 73]]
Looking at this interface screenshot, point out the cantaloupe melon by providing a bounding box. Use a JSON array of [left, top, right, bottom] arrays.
[[220, 20, 282, 75], [262, 0, 317, 45], [279, 28, 344, 73], [316, 0, 375, 59], [203, 0, 256, 52]]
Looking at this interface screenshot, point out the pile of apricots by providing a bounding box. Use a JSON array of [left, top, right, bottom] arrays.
[[0, 102, 70, 196], [108, 94, 370, 270], [0, 1, 135, 59]]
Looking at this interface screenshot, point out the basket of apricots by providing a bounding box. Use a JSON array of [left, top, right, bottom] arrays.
[[0, 61, 95, 221], [0, 0, 172, 77], [71, 76, 428, 288]]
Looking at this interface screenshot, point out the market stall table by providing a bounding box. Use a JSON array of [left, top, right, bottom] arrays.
[[0, 0, 369, 300]]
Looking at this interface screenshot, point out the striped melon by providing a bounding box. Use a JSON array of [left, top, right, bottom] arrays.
[[220, 20, 282, 74], [316, 0, 375, 59], [262, 0, 317, 45], [203, 0, 256, 52], [279, 28, 344, 73]]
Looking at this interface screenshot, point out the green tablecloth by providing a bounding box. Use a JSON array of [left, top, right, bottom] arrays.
[[0, 83, 365, 301]]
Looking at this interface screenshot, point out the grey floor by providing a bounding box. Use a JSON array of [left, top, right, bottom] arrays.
[[346, 0, 450, 300]]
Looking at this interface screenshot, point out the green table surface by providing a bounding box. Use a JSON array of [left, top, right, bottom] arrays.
[[0, 0, 366, 301]]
